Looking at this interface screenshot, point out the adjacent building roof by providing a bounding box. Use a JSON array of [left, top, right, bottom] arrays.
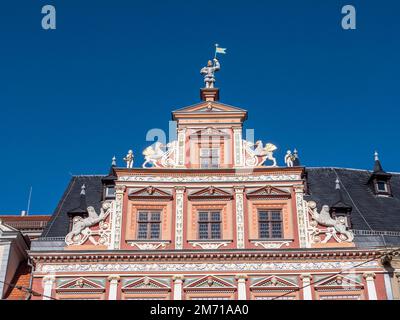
[[40, 176, 104, 239], [305, 167, 400, 247]]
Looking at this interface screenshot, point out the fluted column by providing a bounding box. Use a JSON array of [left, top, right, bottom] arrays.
[[172, 275, 185, 300], [42, 275, 55, 300], [234, 186, 245, 249], [108, 275, 120, 300], [364, 272, 377, 300], [300, 274, 313, 300], [235, 274, 248, 300]]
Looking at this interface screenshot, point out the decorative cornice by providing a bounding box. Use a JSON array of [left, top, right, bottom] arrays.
[[29, 249, 384, 265]]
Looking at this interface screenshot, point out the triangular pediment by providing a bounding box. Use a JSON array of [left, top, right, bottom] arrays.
[[251, 276, 298, 289], [128, 186, 173, 200], [314, 275, 364, 290], [184, 276, 235, 290], [247, 185, 291, 199], [190, 127, 230, 138], [122, 277, 170, 291], [173, 101, 247, 114], [188, 186, 233, 200], [57, 277, 105, 291]]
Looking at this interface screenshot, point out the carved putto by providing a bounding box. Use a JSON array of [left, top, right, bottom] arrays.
[[142, 141, 178, 168], [307, 201, 354, 243], [65, 201, 112, 246], [242, 140, 277, 167]]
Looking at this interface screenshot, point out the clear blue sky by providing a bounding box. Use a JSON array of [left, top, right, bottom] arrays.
[[0, 0, 399, 215]]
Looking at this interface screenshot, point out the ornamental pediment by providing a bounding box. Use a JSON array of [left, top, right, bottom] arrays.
[[122, 277, 170, 291], [314, 274, 363, 290], [128, 186, 173, 200], [246, 185, 291, 199], [56, 277, 105, 292], [250, 275, 298, 289], [188, 186, 233, 200], [173, 101, 247, 114], [184, 275, 236, 290]]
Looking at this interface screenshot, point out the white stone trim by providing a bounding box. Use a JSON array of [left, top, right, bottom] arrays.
[[294, 186, 309, 248], [175, 187, 185, 249], [233, 128, 244, 167], [189, 241, 231, 250], [177, 129, 186, 168], [384, 272, 393, 300], [110, 186, 125, 250], [300, 274, 313, 300], [172, 275, 184, 300], [107, 275, 120, 300], [42, 275, 55, 300], [364, 272, 377, 300], [234, 187, 245, 249]]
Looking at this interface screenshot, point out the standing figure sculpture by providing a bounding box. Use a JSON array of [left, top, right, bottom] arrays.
[[284, 150, 295, 167], [123, 150, 134, 168], [200, 58, 220, 88]]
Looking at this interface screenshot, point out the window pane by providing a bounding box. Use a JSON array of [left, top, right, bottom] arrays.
[[271, 211, 281, 220], [258, 211, 268, 221], [151, 212, 160, 221], [377, 181, 387, 192], [198, 212, 209, 221], [200, 149, 210, 157], [211, 223, 221, 239], [271, 222, 282, 238], [210, 149, 219, 156], [150, 223, 160, 239], [199, 223, 209, 239], [138, 223, 148, 239], [259, 222, 270, 238], [138, 212, 148, 221], [211, 212, 220, 221]]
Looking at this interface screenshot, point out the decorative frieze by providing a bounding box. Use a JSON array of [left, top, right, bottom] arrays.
[[251, 240, 291, 249], [233, 128, 244, 167], [37, 260, 379, 273], [119, 174, 301, 183], [127, 241, 169, 250]]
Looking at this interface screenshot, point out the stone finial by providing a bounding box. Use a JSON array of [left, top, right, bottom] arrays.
[[335, 178, 340, 190], [80, 184, 86, 196], [374, 151, 379, 161], [111, 156, 117, 167]]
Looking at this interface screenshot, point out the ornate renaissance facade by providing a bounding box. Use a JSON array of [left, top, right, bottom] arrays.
[[28, 58, 400, 300]]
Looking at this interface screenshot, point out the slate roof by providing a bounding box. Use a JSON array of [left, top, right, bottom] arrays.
[[39, 168, 400, 248], [40, 176, 104, 238], [305, 168, 400, 247]]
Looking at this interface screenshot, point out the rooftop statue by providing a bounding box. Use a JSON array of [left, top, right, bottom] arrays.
[[200, 58, 220, 89], [243, 140, 278, 167], [123, 150, 134, 169]]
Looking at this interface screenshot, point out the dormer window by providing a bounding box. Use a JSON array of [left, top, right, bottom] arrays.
[[368, 152, 392, 196], [105, 186, 116, 198], [376, 181, 388, 193]]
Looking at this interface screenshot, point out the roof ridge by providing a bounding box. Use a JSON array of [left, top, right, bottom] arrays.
[[306, 167, 400, 175]]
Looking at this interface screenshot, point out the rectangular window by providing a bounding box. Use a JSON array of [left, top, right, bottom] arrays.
[[137, 211, 161, 240], [258, 210, 283, 239], [198, 211, 221, 240], [200, 148, 220, 169]]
